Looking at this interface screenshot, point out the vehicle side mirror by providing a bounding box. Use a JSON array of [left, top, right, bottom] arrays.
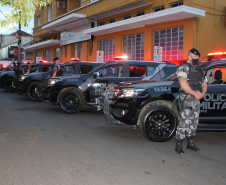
[[93, 72, 100, 79]]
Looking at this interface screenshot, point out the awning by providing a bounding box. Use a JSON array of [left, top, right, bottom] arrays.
[[24, 40, 60, 50], [42, 13, 89, 31], [84, 5, 205, 36]]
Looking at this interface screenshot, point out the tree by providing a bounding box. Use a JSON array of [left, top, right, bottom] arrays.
[[0, 0, 52, 27]]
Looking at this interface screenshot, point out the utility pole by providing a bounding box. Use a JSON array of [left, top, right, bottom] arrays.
[[18, 12, 21, 64]]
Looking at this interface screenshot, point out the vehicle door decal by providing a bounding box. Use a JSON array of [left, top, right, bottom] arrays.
[[79, 76, 95, 91], [200, 93, 226, 113]]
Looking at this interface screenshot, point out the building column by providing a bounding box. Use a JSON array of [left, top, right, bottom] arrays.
[[144, 28, 152, 61]]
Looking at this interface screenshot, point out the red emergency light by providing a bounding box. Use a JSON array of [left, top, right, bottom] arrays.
[[208, 52, 226, 56], [114, 55, 128, 60], [70, 58, 80, 61], [39, 60, 48, 63], [115, 88, 121, 93]]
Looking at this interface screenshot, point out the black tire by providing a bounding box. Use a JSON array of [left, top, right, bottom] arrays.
[[59, 89, 84, 114], [26, 82, 40, 101], [4, 79, 15, 93], [139, 104, 178, 142]]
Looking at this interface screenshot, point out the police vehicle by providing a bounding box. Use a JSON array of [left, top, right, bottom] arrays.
[[17, 61, 55, 100], [0, 62, 30, 92], [103, 57, 226, 142], [38, 61, 102, 101], [20, 61, 102, 101], [41, 59, 177, 114]]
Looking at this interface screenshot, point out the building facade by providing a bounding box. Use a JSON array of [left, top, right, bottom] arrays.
[[0, 31, 34, 62], [25, 0, 226, 63]]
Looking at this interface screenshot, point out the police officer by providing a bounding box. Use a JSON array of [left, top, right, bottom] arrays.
[[175, 48, 207, 155], [52, 57, 60, 77]]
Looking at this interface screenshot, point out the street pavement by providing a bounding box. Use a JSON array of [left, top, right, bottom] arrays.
[[0, 89, 226, 185]]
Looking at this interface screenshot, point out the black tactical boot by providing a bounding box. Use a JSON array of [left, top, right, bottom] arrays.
[[175, 139, 184, 155], [186, 137, 200, 152]]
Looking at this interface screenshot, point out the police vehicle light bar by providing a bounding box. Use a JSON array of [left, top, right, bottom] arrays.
[[114, 55, 128, 60], [39, 60, 48, 63], [70, 58, 80, 61], [208, 52, 226, 56]]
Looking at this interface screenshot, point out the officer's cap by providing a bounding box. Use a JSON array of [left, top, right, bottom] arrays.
[[53, 57, 59, 62], [189, 48, 200, 57]]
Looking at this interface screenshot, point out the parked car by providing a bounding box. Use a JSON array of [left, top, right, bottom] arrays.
[[0, 62, 30, 92], [103, 58, 226, 142], [39, 60, 178, 114]]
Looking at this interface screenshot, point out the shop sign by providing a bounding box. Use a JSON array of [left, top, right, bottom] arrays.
[[1, 47, 9, 59], [60, 25, 91, 46]]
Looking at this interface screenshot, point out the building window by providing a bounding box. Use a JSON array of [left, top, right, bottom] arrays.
[[75, 42, 82, 60], [55, 48, 62, 63], [45, 50, 51, 62], [99, 38, 115, 62], [154, 6, 165, 12], [99, 21, 105, 26], [123, 15, 131, 20], [154, 26, 184, 60], [36, 51, 41, 62], [123, 33, 144, 61], [136, 11, 144, 16], [109, 19, 115, 23], [48, 4, 52, 21], [171, 1, 183, 8], [37, 15, 41, 26]]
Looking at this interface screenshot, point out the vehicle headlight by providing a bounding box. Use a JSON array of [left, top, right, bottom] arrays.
[[115, 88, 148, 98], [20, 75, 28, 80], [49, 79, 60, 85]]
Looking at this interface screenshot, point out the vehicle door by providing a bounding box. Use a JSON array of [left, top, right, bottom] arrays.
[[89, 63, 126, 101], [200, 67, 226, 121]]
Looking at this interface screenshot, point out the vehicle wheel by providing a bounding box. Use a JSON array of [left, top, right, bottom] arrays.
[[26, 82, 40, 101], [139, 104, 178, 142], [4, 79, 15, 93], [59, 89, 84, 114]]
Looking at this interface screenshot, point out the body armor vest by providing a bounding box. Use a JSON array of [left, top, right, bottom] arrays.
[[185, 62, 203, 92]]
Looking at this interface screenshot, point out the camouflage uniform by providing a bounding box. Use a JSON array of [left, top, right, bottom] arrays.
[[176, 93, 200, 140], [176, 61, 204, 140]]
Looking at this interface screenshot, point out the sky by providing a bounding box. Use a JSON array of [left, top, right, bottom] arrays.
[[0, 5, 34, 35]]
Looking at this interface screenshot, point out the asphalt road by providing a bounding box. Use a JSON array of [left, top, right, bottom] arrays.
[[0, 89, 226, 185]]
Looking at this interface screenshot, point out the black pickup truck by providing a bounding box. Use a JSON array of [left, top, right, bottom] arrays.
[[39, 60, 177, 114], [19, 61, 102, 101], [0, 63, 30, 92], [103, 59, 226, 142]]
